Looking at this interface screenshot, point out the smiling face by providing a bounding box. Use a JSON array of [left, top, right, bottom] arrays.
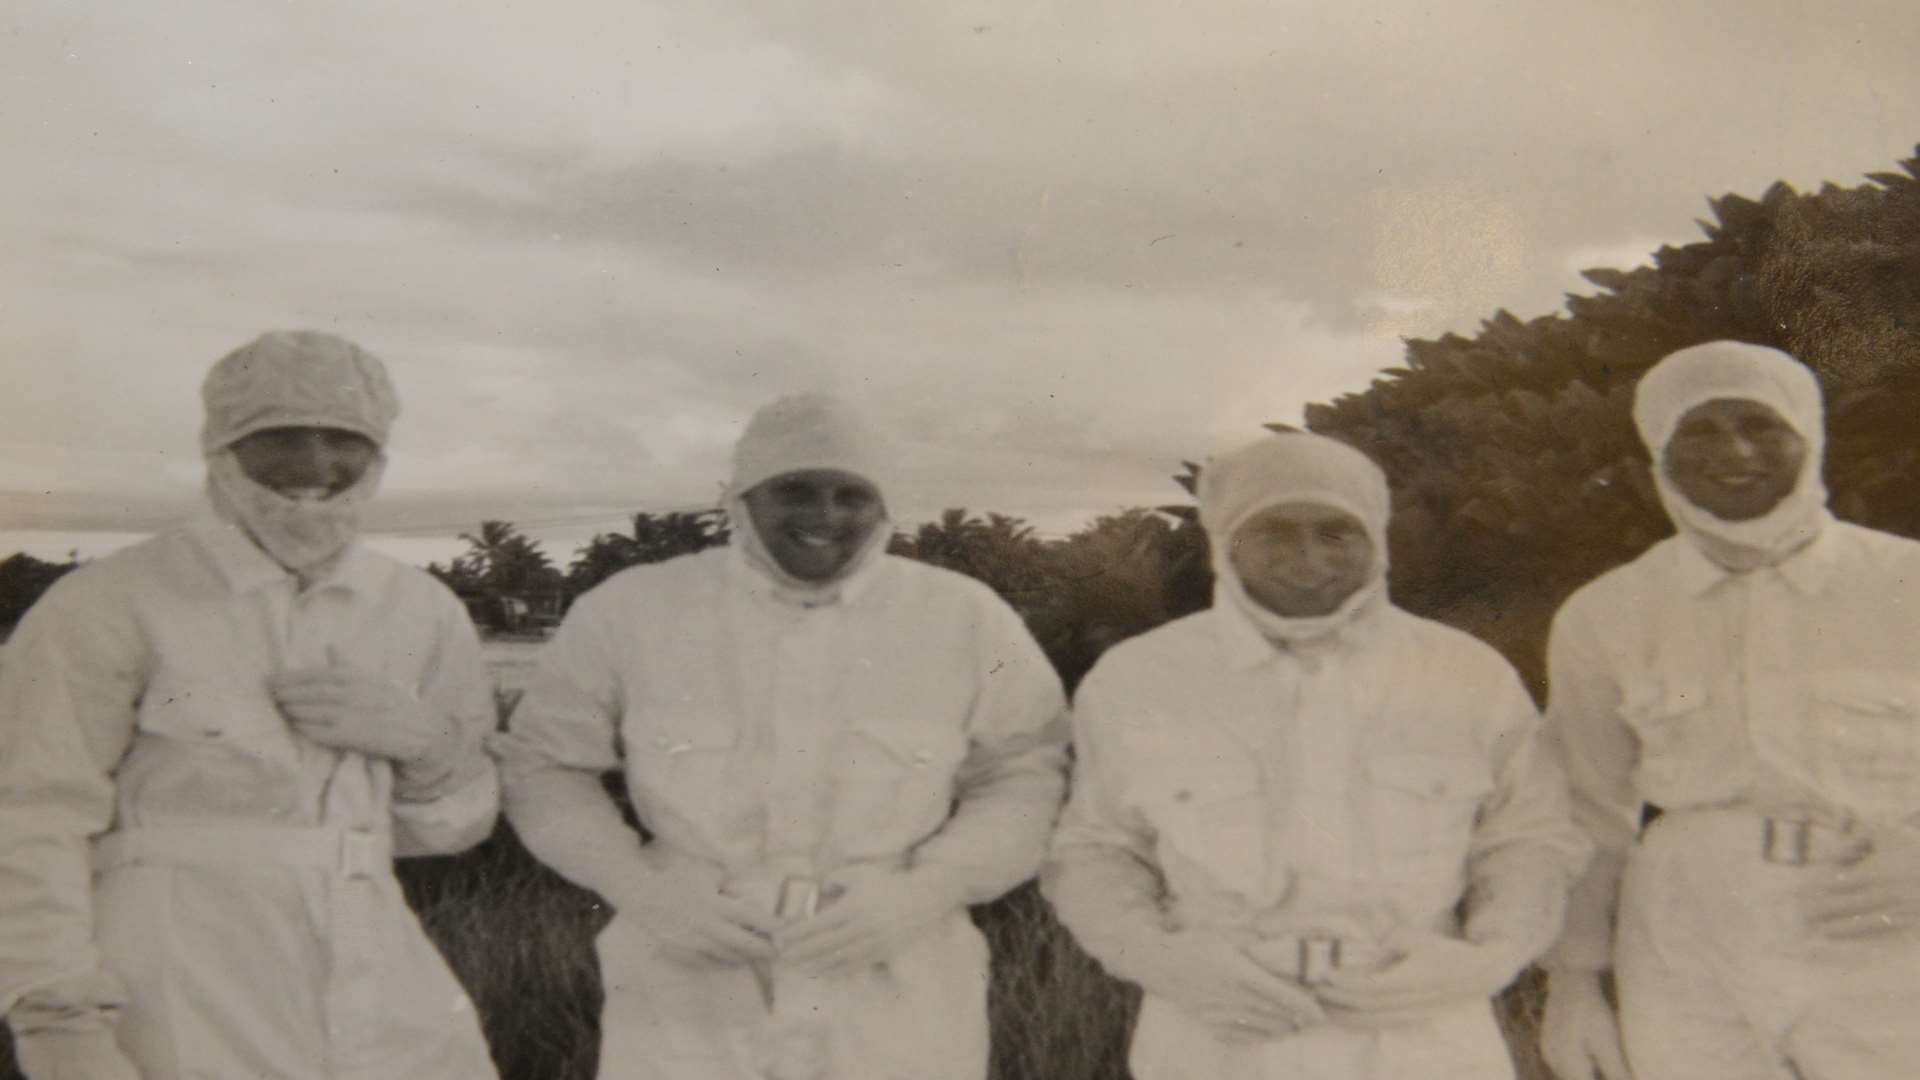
[[228, 426, 380, 500], [1228, 500, 1375, 618], [1661, 398, 1809, 522], [741, 468, 887, 583]]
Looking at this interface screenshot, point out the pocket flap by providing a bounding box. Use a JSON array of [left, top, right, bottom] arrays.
[[630, 706, 738, 756], [137, 676, 277, 742], [1146, 772, 1261, 810], [843, 718, 964, 771], [1621, 680, 1710, 719], [1809, 672, 1920, 716], [1369, 753, 1492, 801]]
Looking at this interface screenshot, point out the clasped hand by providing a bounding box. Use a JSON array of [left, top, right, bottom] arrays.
[[1315, 933, 1528, 1028], [269, 655, 456, 775], [618, 872, 780, 969], [1802, 836, 1920, 941], [776, 866, 961, 975], [1134, 928, 1326, 1042], [617, 865, 961, 973]]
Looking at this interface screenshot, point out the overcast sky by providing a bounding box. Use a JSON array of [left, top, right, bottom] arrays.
[[4, 1, 1918, 565]]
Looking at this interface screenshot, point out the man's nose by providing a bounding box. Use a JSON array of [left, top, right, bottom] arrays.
[[787, 492, 835, 524], [1283, 540, 1334, 577], [292, 434, 351, 481], [1718, 430, 1761, 461]]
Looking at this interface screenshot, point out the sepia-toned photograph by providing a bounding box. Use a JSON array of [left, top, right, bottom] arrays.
[[3, 3, 1918, 1078]]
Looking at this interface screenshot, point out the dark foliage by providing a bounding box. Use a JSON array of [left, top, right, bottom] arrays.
[[566, 510, 732, 597], [0, 553, 79, 633], [1305, 148, 1920, 694]]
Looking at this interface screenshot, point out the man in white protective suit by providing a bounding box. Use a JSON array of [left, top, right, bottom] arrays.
[[0, 331, 501, 1079], [1540, 340, 1920, 1080], [495, 393, 1069, 1080], [1044, 431, 1590, 1080]]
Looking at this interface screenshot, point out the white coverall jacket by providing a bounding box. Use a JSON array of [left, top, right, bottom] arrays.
[[0, 522, 501, 1079], [1546, 521, 1920, 1079], [1046, 600, 1588, 1080], [495, 546, 1069, 1080]]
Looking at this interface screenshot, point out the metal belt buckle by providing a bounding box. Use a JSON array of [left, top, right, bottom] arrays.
[[339, 828, 386, 880], [775, 876, 821, 921], [1297, 934, 1343, 984], [1762, 818, 1813, 866]]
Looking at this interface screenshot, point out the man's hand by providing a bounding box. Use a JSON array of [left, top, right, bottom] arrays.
[[1120, 928, 1326, 1041], [1803, 837, 1920, 941], [12, 1028, 143, 1080], [616, 870, 779, 969], [269, 658, 457, 776], [777, 866, 963, 975], [1316, 933, 1529, 1026], [1539, 970, 1632, 1080]]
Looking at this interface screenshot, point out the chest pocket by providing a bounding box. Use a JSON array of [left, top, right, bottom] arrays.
[[136, 666, 291, 750], [1133, 749, 1268, 904], [1368, 753, 1491, 881], [1770, 673, 1920, 824], [126, 668, 300, 820], [828, 719, 968, 857], [1618, 681, 1731, 802], [625, 704, 744, 809]]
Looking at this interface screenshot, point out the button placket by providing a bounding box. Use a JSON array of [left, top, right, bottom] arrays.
[[767, 619, 832, 857]]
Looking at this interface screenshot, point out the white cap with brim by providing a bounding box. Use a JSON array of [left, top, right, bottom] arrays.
[[200, 330, 400, 452]]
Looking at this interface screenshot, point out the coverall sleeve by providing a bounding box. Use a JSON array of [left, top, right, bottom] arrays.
[[1460, 661, 1593, 960], [0, 573, 147, 1027], [906, 593, 1069, 907], [492, 593, 655, 904], [390, 595, 502, 858], [1040, 659, 1173, 973], [1538, 597, 1641, 973]]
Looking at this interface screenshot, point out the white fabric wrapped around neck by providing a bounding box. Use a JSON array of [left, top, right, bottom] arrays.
[[1197, 432, 1391, 646], [725, 393, 894, 605], [1633, 340, 1828, 571], [205, 451, 385, 575]]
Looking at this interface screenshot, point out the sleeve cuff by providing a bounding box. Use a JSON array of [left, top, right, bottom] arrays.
[[391, 760, 500, 856], [6, 970, 127, 1036]]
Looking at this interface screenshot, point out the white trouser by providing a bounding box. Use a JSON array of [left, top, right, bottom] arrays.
[[593, 849, 989, 1080], [1128, 931, 1514, 1080], [594, 907, 988, 1080], [92, 824, 496, 1080], [1618, 809, 1920, 1080]]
